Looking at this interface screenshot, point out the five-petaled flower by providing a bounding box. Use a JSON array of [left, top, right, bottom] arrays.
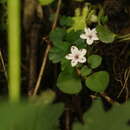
[[65, 46, 87, 67], [80, 27, 99, 45]]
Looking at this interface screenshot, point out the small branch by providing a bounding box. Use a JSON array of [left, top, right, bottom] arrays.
[[100, 92, 117, 104], [51, 0, 61, 30], [33, 45, 51, 96], [0, 50, 8, 79], [117, 67, 130, 101], [33, 0, 62, 96]]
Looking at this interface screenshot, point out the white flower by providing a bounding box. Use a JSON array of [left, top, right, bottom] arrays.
[[80, 27, 99, 45], [65, 46, 87, 67]]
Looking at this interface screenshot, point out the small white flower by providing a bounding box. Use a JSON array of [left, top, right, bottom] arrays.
[[80, 27, 99, 45], [65, 46, 87, 67]]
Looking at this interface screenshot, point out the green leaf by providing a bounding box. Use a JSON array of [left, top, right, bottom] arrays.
[[49, 28, 66, 45], [0, 102, 64, 130], [67, 7, 88, 31], [85, 71, 109, 92], [34, 90, 56, 105], [80, 66, 92, 76], [65, 31, 86, 48], [38, 0, 55, 6], [60, 16, 73, 27], [57, 71, 82, 94], [87, 55, 102, 69], [73, 99, 130, 130], [96, 25, 116, 43], [49, 42, 69, 63], [61, 59, 71, 71], [65, 30, 82, 43]]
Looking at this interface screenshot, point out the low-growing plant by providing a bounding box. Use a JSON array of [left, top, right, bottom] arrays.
[[49, 2, 130, 95]]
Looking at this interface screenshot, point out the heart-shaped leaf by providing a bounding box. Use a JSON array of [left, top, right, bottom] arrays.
[[80, 66, 92, 76], [57, 71, 82, 94], [88, 55, 102, 69], [85, 71, 109, 92], [96, 25, 116, 43]]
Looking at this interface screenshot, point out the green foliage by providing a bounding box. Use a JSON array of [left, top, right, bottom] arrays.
[[65, 31, 86, 48], [48, 3, 111, 95], [49, 28, 69, 63], [61, 59, 71, 71], [38, 0, 55, 6], [85, 71, 109, 92], [49, 28, 66, 45], [87, 55, 102, 69], [49, 42, 69, 63], [60, 16, 73, 27], [68, 7, 88, 31], [0, 101, 64, 130], [96, 25, 116, 43], [73, 99, 130, 130], [57, 70, 82, 94], [34, 90, 56, 104], [80, 66, 92, 76]]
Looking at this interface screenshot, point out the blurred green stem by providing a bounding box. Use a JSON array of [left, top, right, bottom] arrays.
[[8, 0, 21, 102]]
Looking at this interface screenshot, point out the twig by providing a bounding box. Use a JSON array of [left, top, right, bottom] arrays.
[[100, 92, 117, 104], [51, 0, 61, 30], [0, 50, 8, 79], [33, 0, 62, 96], [33, 45, 51, 96], [117, 67, 130, 100]]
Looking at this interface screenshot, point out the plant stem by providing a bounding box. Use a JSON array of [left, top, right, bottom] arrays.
[[0, 50, 8, 79], [8, 0, 21, 102], [33, 0, 62, 96]]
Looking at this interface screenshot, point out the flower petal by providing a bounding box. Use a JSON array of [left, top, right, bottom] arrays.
[[92, 28, 97, 33], [86, 38, 94, 45], [78, 57, 86, 63], [65, 54, 73, 60], [80, 34, 87, 39], [85, 28, 91, 34], [80, 49, 87, 56], [71, 46, 79, 54], [71, 60, 78, 67], [93, 35, 99, 40]]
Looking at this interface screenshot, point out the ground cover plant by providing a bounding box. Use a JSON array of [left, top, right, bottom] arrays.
[[0, 0, 130, 129]]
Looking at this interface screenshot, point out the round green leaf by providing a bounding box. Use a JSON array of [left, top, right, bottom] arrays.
[[80, 66, 92, 76], [57, 71, 82, 94], [38, 0, 54, 6], [96, 25, 116, 43], [85, 71, 109, 92], [88, 55, 102, 69]]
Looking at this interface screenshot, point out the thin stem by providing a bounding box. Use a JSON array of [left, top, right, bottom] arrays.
[[33, 0, 62, 96], [117, 38, 130, 42], [8, 0, 21, 102], [0, 50, 8, 79], [118, 33, 130, 39], [33, 45, 51, 96]]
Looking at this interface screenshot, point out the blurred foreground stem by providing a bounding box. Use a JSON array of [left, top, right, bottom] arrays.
[[8, 0, 21, 102]]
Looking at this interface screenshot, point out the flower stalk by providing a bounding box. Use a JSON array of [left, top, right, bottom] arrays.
[[8, 0, 21, 102]]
